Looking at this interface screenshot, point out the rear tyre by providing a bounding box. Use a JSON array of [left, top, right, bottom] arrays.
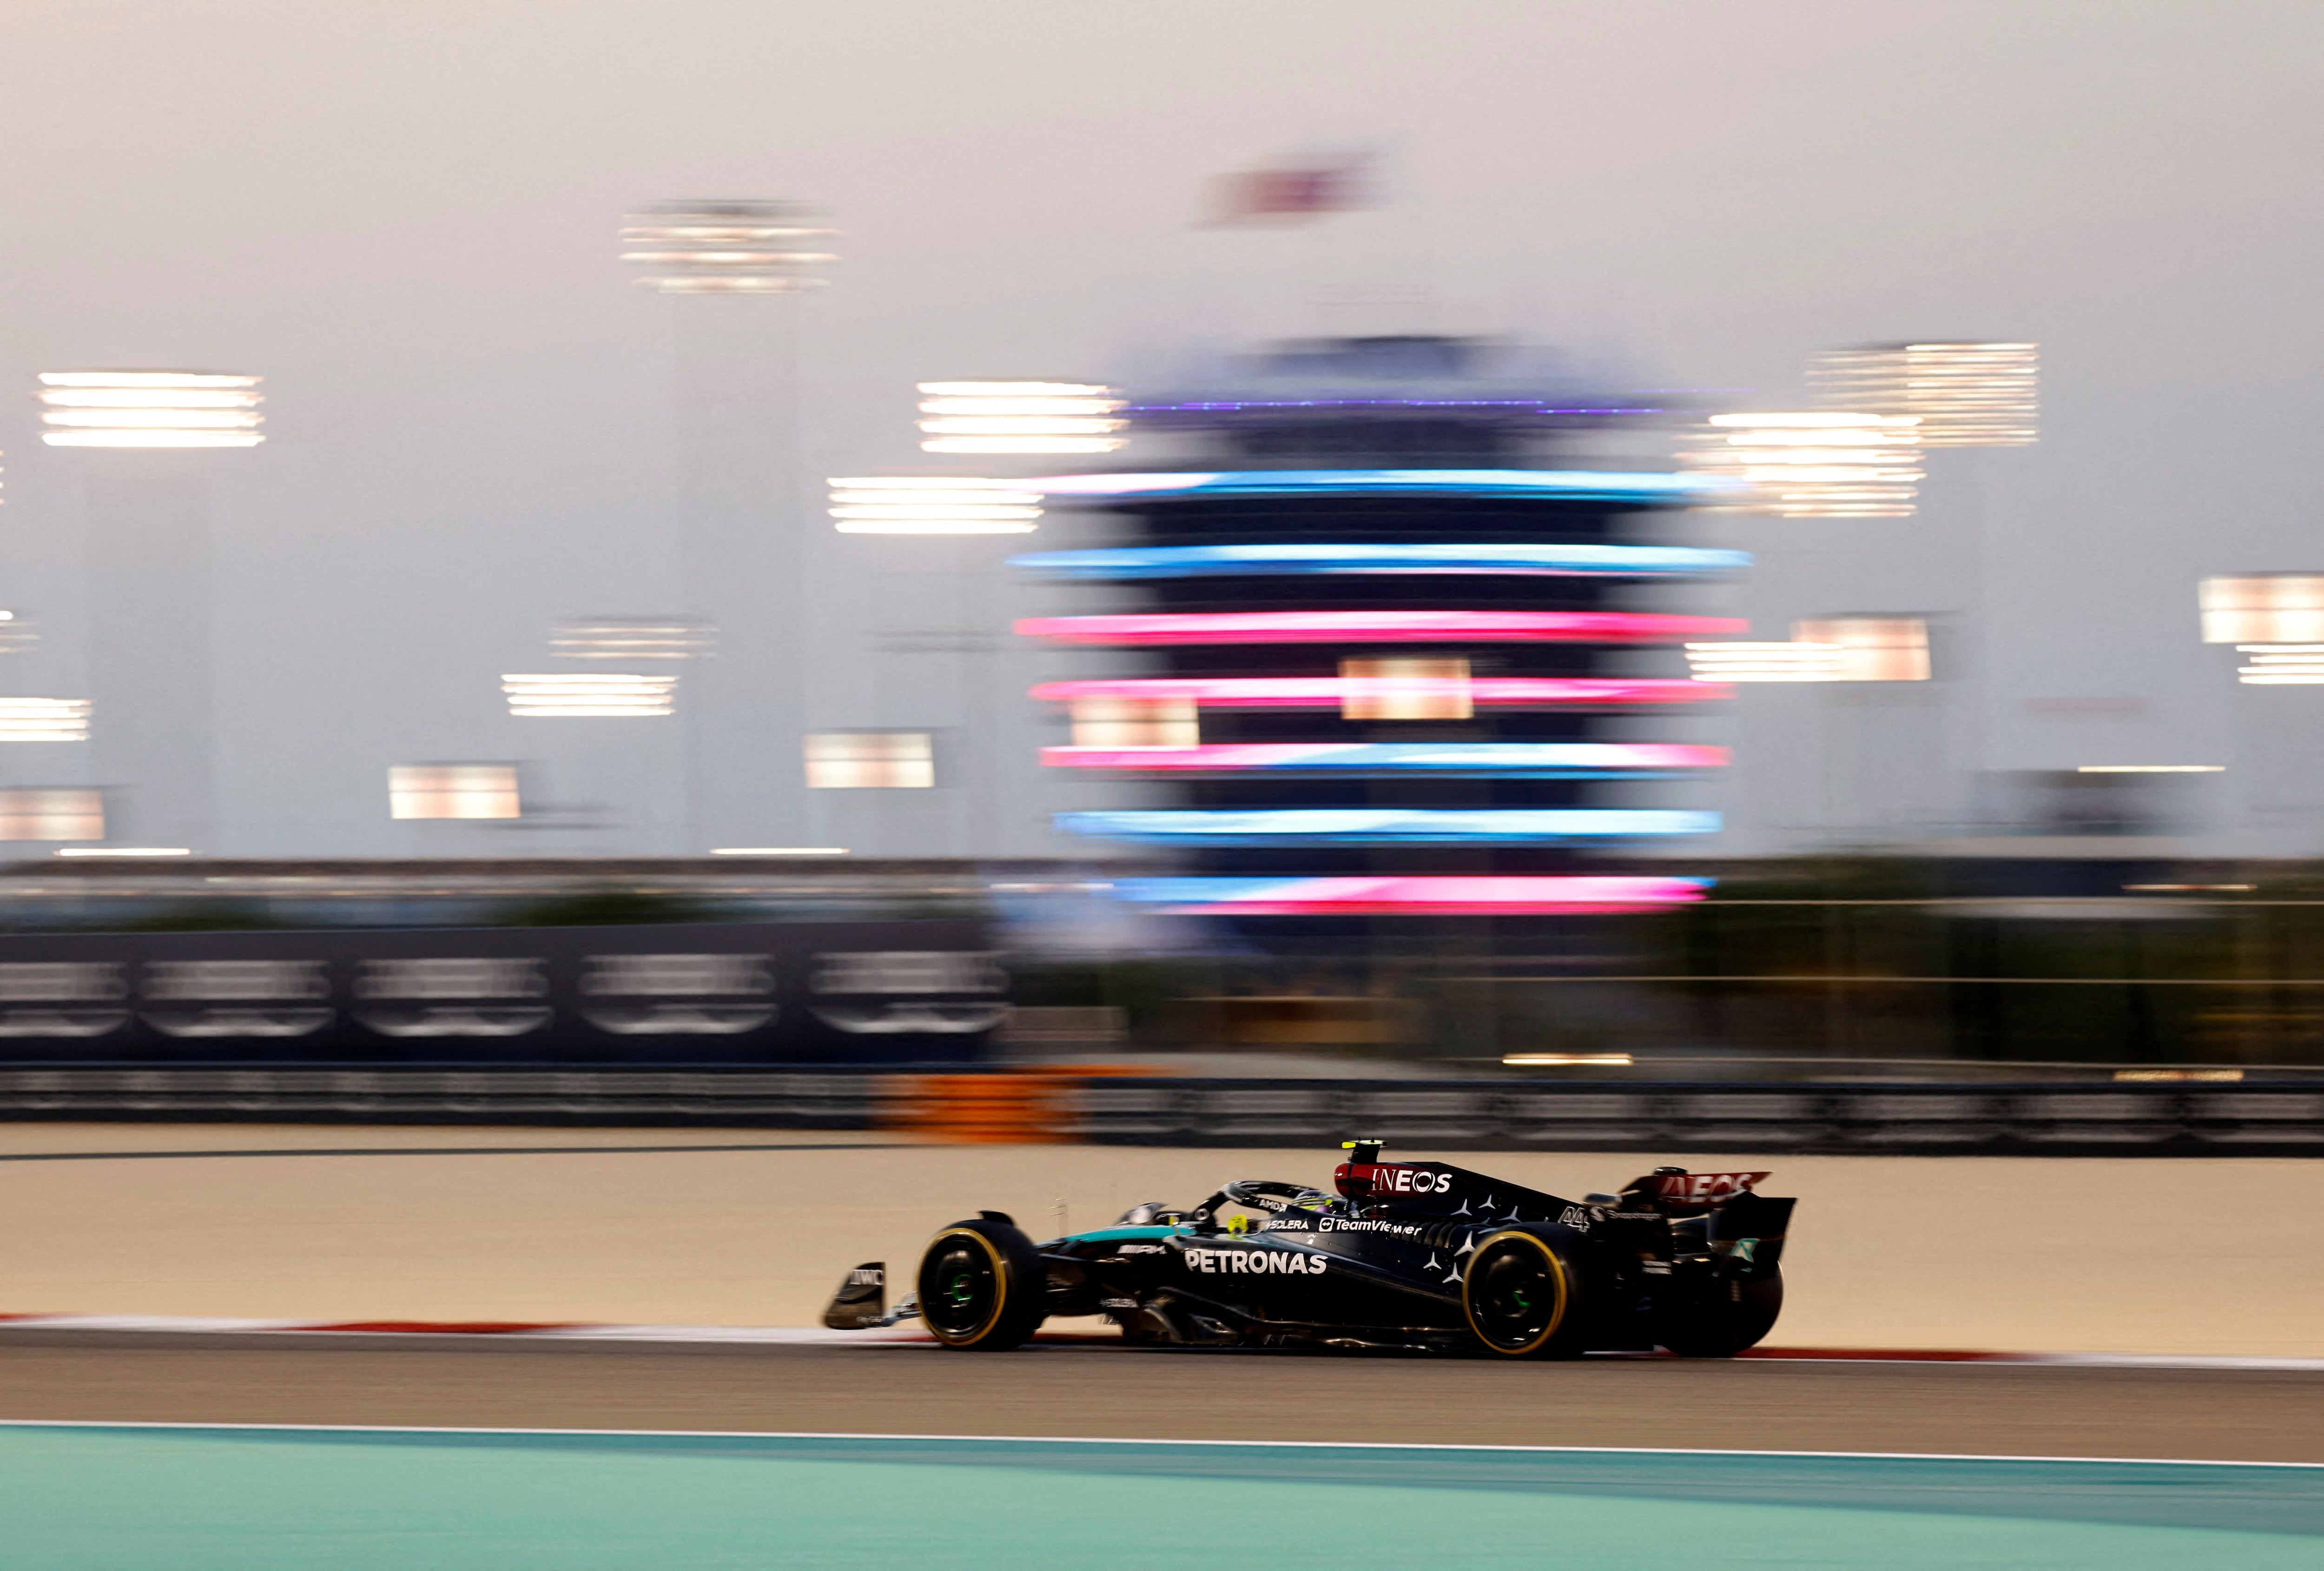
[[1663, 1269, 1783, 1358], [918, 1218, 1047, 1350], [1460, 1230, 1589, 1359]]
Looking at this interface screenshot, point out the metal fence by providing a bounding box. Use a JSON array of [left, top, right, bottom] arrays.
[[3, 1066, 2322, 1154]]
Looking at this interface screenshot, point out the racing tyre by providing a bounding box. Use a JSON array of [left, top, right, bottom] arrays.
[[918, 1217, 1047, 1351], [1663, 1269, 1783, 1358], [1460, 1230, 1589, 1359]]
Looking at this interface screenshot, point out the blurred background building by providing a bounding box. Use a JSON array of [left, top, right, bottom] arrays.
[[1009, 335, 1745, 1047]]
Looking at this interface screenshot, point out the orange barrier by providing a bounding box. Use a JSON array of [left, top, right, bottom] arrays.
[[883, 1067, 1150, 1144]]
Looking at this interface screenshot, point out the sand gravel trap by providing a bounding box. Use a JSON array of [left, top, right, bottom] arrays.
[[3, 1124, 2319, 1357]]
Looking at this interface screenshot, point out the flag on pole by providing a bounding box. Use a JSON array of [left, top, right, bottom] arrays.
[[1202, 147, 1379, 226]]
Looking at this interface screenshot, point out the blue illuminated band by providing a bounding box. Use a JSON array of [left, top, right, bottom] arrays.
[[1056, 809, 1721, 845], [1011, 542, 1750, 580]]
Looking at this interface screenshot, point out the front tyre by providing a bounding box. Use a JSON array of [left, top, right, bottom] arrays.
[[1460, 1230, 1589, 1359], [917, 1218, 1046, 1350], [1663, 1269, 1783, 1358]]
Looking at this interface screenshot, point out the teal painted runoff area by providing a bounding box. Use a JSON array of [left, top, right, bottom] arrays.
[[3, 1425, 2320, 1570]]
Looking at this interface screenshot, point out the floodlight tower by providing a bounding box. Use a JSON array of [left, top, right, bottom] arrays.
[[623, 200, 835, 850], [1713, 341, 2042, 846], [37, 371, 265, 850], [815, 380, 1127, 858]]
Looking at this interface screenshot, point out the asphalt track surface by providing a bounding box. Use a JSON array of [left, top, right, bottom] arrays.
[[5, 1334, 2322, 1463]]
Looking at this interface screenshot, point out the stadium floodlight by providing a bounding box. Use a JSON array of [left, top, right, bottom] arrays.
[[827, 477, 1043, 535], [501, 673, 676, 717], [2199, 576, 2324, 644], [620, 200, 836, 293], [550, 616, 714, 660], [2232, 646, 2324, 685], [56, 845, 188, 857], [1687, 618, 1932, 684], [916, 381, 1127, 455], [38, 372, 263, 448], [0, 697, 92, 740], [710, 846, 849, 855], [0, 788, 103, 841], [1684, 642, 1849, 683], [805, 731, 935, 789], [389, 764, 521, 820], [1790, 617, 1932, 681], [1811, 342, 2039, 447], [1681, 413, 1922, 518]]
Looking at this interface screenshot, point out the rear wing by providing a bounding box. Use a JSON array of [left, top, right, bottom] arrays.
[[1622, 1168, 1793, 1276], [1624, 1169, 1772, 1213]]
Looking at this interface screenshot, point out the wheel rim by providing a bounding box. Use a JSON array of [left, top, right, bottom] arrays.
[[922, 1233, 1003, 1342], [1465, 1236, 1565, 1353]]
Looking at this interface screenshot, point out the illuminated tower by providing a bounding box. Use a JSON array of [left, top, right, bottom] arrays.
[[623, 200, 835, 848], [1014, 338, 1742, 962], [38, 370, 265, 850]]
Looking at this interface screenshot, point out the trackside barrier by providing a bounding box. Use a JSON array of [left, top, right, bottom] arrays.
[[884, 1072, 1080, 1143], [1, 1068, 2322, 1153]]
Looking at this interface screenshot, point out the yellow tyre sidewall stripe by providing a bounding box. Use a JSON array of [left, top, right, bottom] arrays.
[[926, 1227, 1010, 1346], [1461, 1230, 1570, 1356]]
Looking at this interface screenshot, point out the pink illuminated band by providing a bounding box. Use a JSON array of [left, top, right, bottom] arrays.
[[1040, 742, 1728, 773], [1015, 611, 1748, 646], [1115, 875, 1711, 916], [1031, 677, 1732, 708]]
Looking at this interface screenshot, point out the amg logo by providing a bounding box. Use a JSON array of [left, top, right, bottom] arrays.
[[1116, 1244, 1165, 1255], [1183, 1248, 1328, 1276]]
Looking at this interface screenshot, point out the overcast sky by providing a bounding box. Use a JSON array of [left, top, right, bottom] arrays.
[[0, 2, 2317, 853]]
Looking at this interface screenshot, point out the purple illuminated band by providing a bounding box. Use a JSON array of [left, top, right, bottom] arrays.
[[1114, 875, 1712, 916], [1021, 469, 1732, 503], [1040, 742, 1728, 774], [1030, 677, 1730, 708], [1016, 611, 1747, 646]]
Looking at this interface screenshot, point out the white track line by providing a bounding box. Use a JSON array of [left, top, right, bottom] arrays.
[[0, 1419, 2317, 1469]]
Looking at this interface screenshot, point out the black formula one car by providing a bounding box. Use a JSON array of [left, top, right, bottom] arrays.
[[824, 1142, 1794, 1358]]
